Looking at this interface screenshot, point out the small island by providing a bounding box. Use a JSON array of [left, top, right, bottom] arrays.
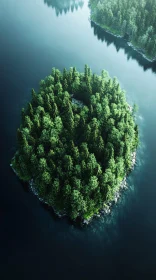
[[89, 0, 156, 61], [11, 65, 138, 224]]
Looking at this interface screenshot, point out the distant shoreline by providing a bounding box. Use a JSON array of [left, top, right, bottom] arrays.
[[90, 19, 156, 63]]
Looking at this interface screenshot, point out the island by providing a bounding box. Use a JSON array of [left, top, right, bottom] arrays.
[[89, 0, 156, 61], [11, 65, 138, 224]]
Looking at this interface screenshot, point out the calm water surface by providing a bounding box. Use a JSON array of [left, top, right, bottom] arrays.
[[1, 0, 156, 279]]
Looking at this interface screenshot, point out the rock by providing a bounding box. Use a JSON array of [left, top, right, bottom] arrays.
[[96, 214, 101, 218], [103, 206, 110, 214], [83, 219, 90, 225], [72, 98, 84, 107]]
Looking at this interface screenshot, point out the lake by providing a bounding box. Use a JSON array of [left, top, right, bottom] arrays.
[[1, 0, 156, 279]]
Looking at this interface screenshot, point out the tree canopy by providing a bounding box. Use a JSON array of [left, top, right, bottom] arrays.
[[89, 0, 156, 60], [12, 65, 138, 222]]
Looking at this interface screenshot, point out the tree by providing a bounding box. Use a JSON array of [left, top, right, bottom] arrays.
[[64, 155, 73, 171], [38, 158, 47, 171], [80, 143, 89, 159], [88, 176, 99, 191], [42, 171, 51, 185]]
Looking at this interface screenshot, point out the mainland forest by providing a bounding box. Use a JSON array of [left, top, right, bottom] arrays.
[[89, 0, 156, 60], [11, 66, 138, 222], [90, 21, 156, 74]]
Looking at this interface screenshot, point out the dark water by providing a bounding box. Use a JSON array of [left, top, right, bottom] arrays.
[[1, 0, 156, 279]]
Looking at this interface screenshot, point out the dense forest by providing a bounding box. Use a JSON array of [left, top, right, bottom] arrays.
[[44, 0, 84, 15], [89, 0, 156, 60], [11, 66, 138, 222]]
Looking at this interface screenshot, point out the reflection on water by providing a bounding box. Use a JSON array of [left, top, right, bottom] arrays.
[[44, 0, 84, 16], [91, 21, 156, 74]]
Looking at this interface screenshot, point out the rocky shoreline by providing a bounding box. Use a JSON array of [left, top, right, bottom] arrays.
[[83, 151, 136, 225], [90, 19, 156, 63], [29, 179, 67, 218], [10, 150, 136, 226]]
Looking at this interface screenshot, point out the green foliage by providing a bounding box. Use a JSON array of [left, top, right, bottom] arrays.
[[12, 65, 138, 221], [89, 0, 156, 59]]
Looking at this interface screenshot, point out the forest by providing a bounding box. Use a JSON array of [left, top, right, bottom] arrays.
[[11, 65, 138, 222], [89, 0, 156, 60]]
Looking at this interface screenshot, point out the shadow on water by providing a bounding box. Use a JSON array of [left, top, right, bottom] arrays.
[[91, 21, 156, 74], [44, 0, 84, 16]]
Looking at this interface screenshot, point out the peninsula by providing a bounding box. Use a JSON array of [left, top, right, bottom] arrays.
[[89, 0, 156, 61]]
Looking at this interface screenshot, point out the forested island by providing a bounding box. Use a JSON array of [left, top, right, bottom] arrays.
[[11, 66, 138, 223], [89, 0, 156, 61]]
